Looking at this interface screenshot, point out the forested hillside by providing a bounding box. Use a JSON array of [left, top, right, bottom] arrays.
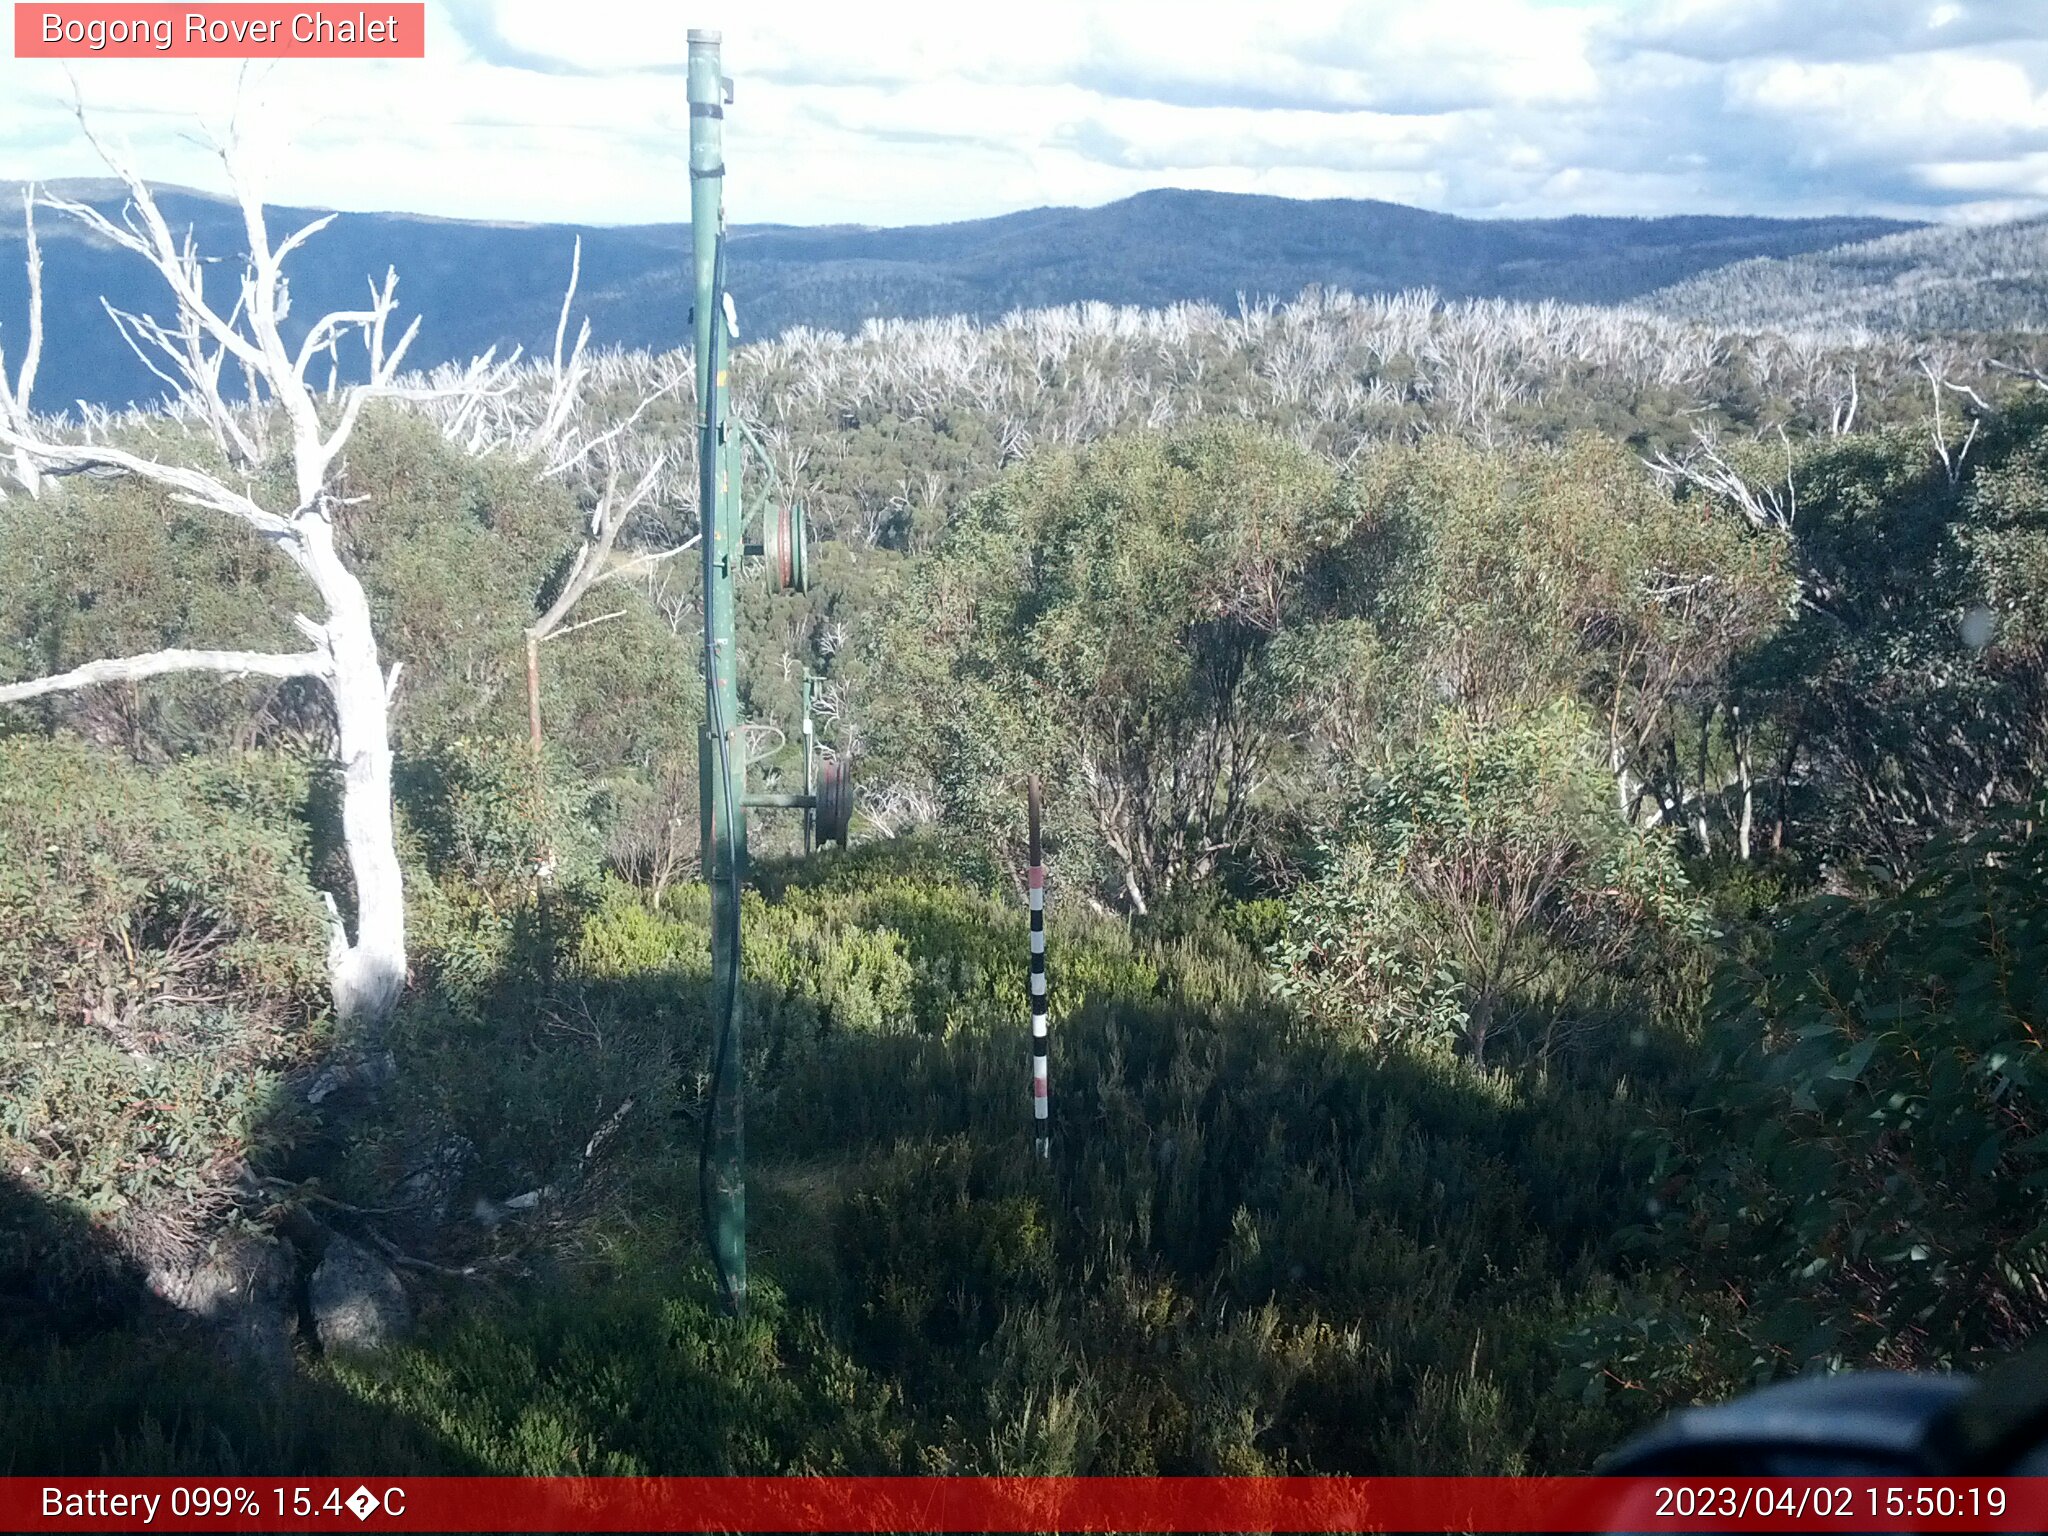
[[1649, 216, 2048, 336], [1, 169, 2045, 1479], [0, 180, 1907, 409]]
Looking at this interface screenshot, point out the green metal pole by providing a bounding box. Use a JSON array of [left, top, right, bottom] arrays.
[[690, 27, 745, 1316]]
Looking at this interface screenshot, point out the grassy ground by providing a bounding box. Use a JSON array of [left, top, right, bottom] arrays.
[[0, 850, 1683, 1476]]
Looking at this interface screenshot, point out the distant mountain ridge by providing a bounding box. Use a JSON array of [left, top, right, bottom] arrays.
[[1644, 216, 2048, 335], [0, 182, 1912, 409]]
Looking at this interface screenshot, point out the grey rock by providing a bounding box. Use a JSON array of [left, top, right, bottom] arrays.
[[145, 1232, 296, 1387], [309, 1236, 411, 1354]]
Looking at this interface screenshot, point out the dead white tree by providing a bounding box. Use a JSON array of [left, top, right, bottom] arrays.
[[529, 236, 593, 467], [857, 779, 940, 838], [0, 126, 445, 1026], [1988, 359, 2048, 390], [1920, 354, 1983, 487], [1821, 364, 1859, 437], [523, 441, 692, 756], [1643, 425, 1798, 533], [516, 243, 695, 759], [0, 186, 44, 497]]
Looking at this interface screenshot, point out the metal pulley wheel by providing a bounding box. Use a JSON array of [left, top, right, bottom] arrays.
[[761, 500, 809, 593], [815, 757, 854, 848]]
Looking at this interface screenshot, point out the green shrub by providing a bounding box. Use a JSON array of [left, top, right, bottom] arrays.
[[0, 1315, 468, 1474], [0, 465, 317, 759], [397, 735, 614, 1000], [398, 736, 608, 898], [0, 735, 326, 1279], [1273, 707, 1705, 1066], [333, 1261, 910, 1473], [1568, 798, 2048, 1408]]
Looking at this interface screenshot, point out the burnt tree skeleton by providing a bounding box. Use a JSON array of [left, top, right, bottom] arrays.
[[0, 119, 501, 1025]]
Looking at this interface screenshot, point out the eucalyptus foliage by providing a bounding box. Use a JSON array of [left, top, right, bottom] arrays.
[[869, 425, 1351, 910], [1618, 801, 2048, 1385], [1274, 707, 1705, 1066]]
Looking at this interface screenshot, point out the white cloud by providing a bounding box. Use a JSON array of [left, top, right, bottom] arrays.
[[0, 0, 2042, 226], [1609, 0, 2048, 64], [1727, 53, 2048, 162]]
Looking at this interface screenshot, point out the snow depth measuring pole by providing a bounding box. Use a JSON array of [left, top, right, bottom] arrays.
[[1027, 776, 1050, 1158], [689, 29, 852, 1317]]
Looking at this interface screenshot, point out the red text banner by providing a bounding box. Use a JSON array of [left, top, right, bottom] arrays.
[[3, 1476, 2045, 1532], [14, 4, 426, 58]]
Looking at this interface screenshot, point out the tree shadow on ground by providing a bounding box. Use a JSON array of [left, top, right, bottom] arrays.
[[0, 840, 1668, 1480], [0, 1169, 487, 1475]]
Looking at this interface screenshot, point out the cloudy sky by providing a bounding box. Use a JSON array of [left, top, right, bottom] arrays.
[[2, 0, 2045, 229]]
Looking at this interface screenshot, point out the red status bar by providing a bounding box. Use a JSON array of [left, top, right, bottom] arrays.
[[6, 1476, 2045, 1532]]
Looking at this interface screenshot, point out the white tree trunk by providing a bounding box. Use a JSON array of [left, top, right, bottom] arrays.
[[0, 130, 501, 1034], [301, 520, 406, 1024], [1609, 735, 1644, 825], [1733, 704, 1755, 863], [0, 186, 44, 499]]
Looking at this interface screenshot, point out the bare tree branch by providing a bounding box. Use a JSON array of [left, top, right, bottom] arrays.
[[520, 443, 674, 756], [0, 420, 293, 538], [538, 361, 682, 482], [1988, 359, 2048, 390], [553, 235, 581, 377], [601, 533, 701, 584], [529, 447, 669, 642], [541, 607, 630, 643], [44, 114, 271, 382], [0, 646, 327, 704], [1921, 355, 1983, 487], [12, 187, 40, 408], [1643, 425, 1797, 532]]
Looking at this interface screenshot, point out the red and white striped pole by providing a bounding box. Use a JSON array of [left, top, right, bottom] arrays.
[[1027, 775, 1049, 1159]]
